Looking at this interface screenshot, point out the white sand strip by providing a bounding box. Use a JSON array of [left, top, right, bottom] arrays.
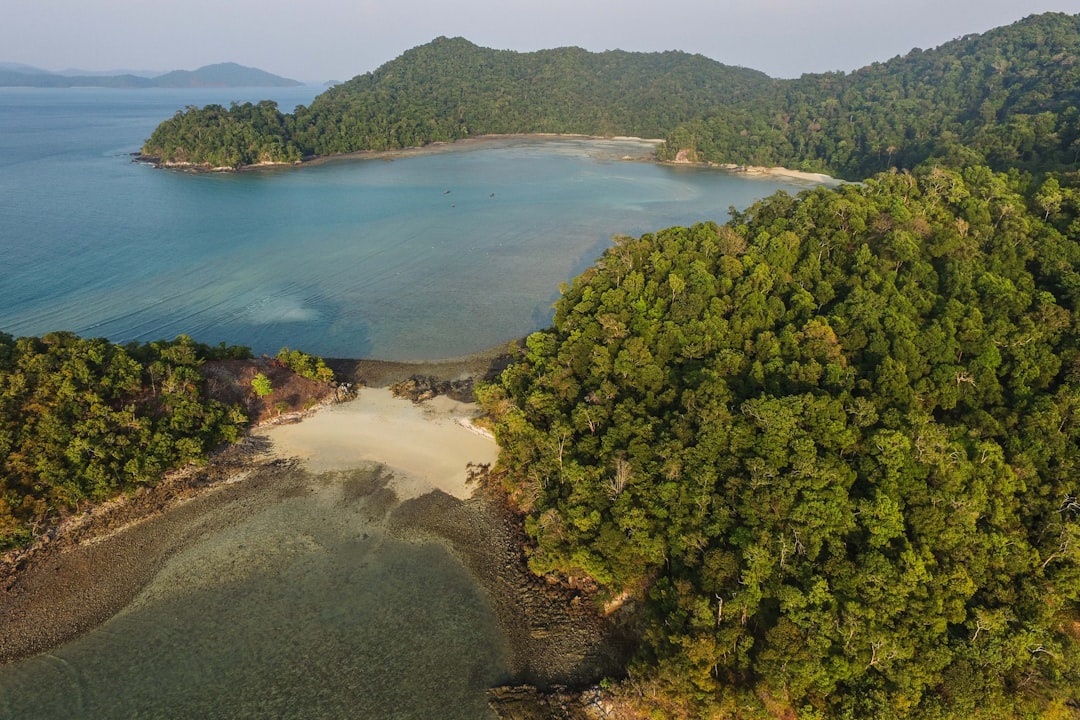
[[256, 388, 497, 500]]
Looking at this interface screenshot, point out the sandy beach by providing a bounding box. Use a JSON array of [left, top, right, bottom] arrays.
[[663, 149, 843, 187], [0, 381, 500, 664], [256, 387, 497, 498], [720, 163, 844, 186]]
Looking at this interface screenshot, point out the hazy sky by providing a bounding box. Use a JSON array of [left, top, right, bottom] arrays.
[[6, 0, 1080, 83]]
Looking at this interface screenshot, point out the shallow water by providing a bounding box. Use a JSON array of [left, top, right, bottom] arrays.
[[0, 466, 510, 720], [0, 87, 815, 359]]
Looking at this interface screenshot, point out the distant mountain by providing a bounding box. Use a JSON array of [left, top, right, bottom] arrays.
[[151, 63, 302, 88], [0, 70, 155, 88], [0, 62, 301, 88], [56, 67, 162, 78], [0, 62, 51, 74]]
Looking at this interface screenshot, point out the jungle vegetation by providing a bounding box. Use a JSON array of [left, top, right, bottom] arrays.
[[479, 167, 1080, 717], [142, 13, 1080, 180], [140, 37, 770, 167], [0, 333, 251, 550], [659, 12, 1080, 180]]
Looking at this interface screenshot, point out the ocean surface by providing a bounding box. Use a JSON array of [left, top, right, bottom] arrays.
[[0, 86, 814, 360], [0, 88, 820, 719]]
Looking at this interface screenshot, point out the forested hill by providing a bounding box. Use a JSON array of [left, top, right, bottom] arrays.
[[300, 38, 768, 151], [481, 166, 1080, 718], [0, 337, 335, 551], [661, 11, 1080, 179], [139, 38, 773, 167], [142, 13, 1080, 176]]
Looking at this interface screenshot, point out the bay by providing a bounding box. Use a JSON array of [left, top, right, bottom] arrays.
[[0, 88, 823, 719], [0, 87, 815, 360]]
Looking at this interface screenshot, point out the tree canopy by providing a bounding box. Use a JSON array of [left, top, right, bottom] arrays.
[[659, 12, 1080, 180], [140, 37, 770, 167], [480, 167, 1080, 718], [143, 13, 1080, 179], [0, 333, 250, 550]]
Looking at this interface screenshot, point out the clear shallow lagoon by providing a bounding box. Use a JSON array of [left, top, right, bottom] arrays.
[[0, 87, 814, 360]]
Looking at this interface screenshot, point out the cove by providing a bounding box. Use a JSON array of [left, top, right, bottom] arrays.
[[0, 88, 819, 360]]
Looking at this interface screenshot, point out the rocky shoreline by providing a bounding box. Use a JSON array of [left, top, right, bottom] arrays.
[[0, 436, 276, 663]]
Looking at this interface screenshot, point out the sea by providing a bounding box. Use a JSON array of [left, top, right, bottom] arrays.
[[0, 86, 814, 360], [0, 87, 818, 719]]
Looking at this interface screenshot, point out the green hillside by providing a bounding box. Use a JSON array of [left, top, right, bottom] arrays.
[[660, 12, 1080, 179], [0, 334, 250, 550], [143, 13, 1080, 178], [141, 37, 772, 167], [482, 166, 1080, 718]]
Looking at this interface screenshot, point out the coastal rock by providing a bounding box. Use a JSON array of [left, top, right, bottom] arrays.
[[487, 685, 584, 719], [390, 374, 473, 403], [488, 685, 638, 720]]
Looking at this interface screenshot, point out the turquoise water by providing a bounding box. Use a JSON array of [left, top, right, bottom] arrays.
[[0, 87, 813, 360]]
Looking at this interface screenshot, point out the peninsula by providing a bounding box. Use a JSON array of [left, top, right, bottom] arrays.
[[142, 13, 1080, 181]]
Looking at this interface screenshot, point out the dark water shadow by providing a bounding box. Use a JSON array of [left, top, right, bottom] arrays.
[[390, 490, 638, 692]]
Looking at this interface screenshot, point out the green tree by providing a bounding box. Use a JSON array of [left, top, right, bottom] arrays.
[[251, 373, 273, 397], [482, 167, 1080, 718]]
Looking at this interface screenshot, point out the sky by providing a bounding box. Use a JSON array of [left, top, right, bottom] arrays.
[[5, 0, 1080, 83]]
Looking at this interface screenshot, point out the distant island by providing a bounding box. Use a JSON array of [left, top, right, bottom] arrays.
[[0, 61, 302, 89]]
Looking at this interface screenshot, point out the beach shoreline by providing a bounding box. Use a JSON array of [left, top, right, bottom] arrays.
[[662, 154, 842, 186], [305, 133, 664, 165], [0, 346, 634, 718], [719, 163, 842, 186], [137, 133, 665, 173], [148, 131, 841, 191], [1, 344, 634, 690], [141, 131, 841, 195], [0, 350, 512, 665]]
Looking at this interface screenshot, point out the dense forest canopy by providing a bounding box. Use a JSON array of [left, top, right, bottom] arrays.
[[0, 333, 251, 550], [143, 13, 1080, 179], [141, 37, 769, 167], [480, 166, 1080, 717], [660, 12, 1080, 179]]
